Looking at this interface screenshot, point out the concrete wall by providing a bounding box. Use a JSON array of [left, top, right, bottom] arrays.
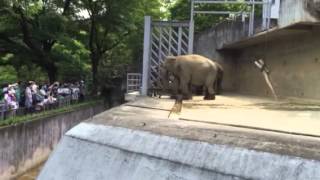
[[0, 103, 105, 180], [234, 27, 320, 99], [195, 23, 320, 99], [199, 18, 272, 50], [194, 30, 238, 92], [279, 0, 320, 27], [38, 122, 320, 180]]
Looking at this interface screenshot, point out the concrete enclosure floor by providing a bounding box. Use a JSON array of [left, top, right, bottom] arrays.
[[38, 94, 320, 180], [179, 94, 320, 137]]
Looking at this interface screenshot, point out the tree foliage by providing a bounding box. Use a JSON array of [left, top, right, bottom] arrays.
[[0, 0, 163, 93], [169, 0, 251, 32], [73, 0, 163, 93]]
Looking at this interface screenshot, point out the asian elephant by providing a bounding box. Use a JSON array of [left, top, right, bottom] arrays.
[[160, 54, 223, 100]]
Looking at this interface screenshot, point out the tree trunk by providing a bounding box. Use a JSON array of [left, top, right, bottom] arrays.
[[46, 63, 57, 84], [16, 6, 58, 84], [91, 53, 99, 95]]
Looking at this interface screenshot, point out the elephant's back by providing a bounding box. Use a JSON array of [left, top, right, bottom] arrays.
[[177, 54, 210, 63], [176, 54, 219, 86], [177, 54, 218, 70]]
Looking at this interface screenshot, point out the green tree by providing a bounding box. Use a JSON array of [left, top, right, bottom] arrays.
[[0, 65, 17, 85], [0, 0, 83, 83], [73, 0, 163, 94], [0, 0, 165, 94], [169, 0, 249, 32]]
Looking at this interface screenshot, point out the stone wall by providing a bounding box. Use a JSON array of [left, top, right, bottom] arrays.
[[0, 102, 105, 180]]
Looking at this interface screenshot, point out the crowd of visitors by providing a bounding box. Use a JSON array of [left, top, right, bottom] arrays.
[[0, 81, 86, 114]]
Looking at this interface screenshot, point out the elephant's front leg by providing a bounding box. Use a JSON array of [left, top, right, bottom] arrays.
[[179, 79, 192, 100], [170, 78, 179, 99]]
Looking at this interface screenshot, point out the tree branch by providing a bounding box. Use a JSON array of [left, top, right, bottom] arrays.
[[62, 0, 72, 15], [13, 5, 44, 56], [0, 33, 17, 45], [102, 31, 130, 54]]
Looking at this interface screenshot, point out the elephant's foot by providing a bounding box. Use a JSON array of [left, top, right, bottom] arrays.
[[170, 95, 177, 99], [183, 94, 192, 100], [174, 94, 192, 102], [176, 95, 183, 103], [204, 94, 215, 100]]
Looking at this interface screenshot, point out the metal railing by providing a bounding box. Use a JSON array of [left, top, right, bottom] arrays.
[[191, 0, 273, 37], [127, 73, 142, 93], [0, 95, 76, 121]]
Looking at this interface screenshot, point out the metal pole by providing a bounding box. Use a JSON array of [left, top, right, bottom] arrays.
[[188, 20, 194, 54], [262, 0, 267, 30], [267, 0, 271, 29], [193, 0, 265, 5], [248, 0, 255, 36], [178, 27, 182, 55], [252, 0, 255, 34], [141, 16, 152, 96], [168, 28, 172, 55], [188, 0, 194, 54], [190, 0, 194, 22], [158, 27, 163, 60]]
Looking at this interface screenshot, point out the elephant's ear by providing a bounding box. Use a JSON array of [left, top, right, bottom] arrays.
[[165, 56, 177, 65]]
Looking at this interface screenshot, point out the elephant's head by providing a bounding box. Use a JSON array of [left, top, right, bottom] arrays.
[[162, 56, 177, 73], [159, 56, 178, 93]]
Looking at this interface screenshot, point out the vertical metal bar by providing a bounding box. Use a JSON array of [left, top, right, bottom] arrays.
[[252, 0, 255, 34], [190, 0, 194, 22], [168, 27, 172, 56], [178, 27, 182, 55], [141, 16, 151, 96], [189, 0, 194, 54], [248, 0, 254, 36], [158, 27, 163, 63], [267, 0, 271, 29], [157, 27, 163, 88], [262, 0, 267, 30], [127, 73, 129, 93], [139, 74, 142, 91], [188, 20, 194, 54]]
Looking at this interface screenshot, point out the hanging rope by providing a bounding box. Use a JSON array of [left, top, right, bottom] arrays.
[[254, 8, 279, 101]]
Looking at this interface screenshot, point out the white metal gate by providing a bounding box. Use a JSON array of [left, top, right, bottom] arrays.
[[126, 73, 142, 93], [141, 16, 194, 95]]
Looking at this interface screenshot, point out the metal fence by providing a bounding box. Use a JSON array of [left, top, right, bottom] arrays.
[[191, 0, 273, 36], [141, 17, 193, 95], [0, 95, 75, 121], [127, 73, 142, 93]]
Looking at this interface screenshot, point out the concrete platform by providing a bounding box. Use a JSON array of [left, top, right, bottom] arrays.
[[38, 95, 320, 180], [181, 95, 320, 137]]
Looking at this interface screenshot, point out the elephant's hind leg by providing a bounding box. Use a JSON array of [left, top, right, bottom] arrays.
[[204, 90, 215, 100], [204, 76, 216, 100]]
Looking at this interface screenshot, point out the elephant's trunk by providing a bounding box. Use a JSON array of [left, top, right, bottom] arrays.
[[159, 66, 170, 95]]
